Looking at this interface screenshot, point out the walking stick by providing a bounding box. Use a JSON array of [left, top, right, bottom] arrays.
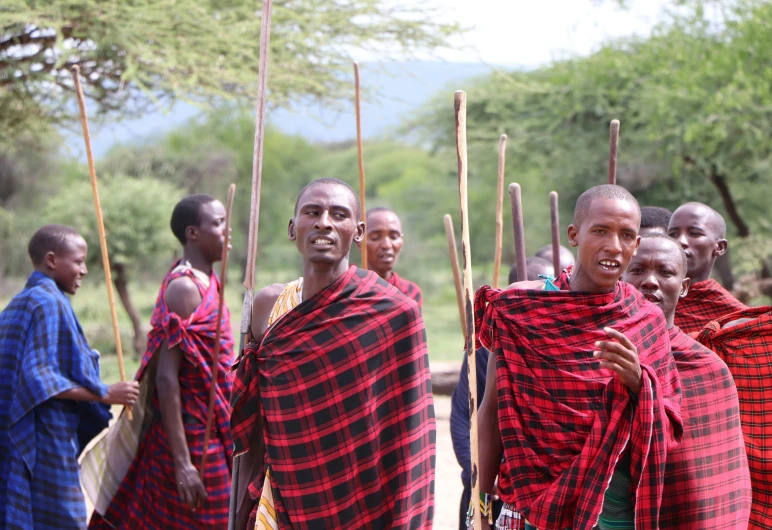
[[200, 184, 235, 481], [231, 1, 273, 527], [354, 62, 368, 269], [509, 183, 527, 283], [493, 134, 507, 289], [549, 191, 561, 276], [608, 119, 620, 185], [455, 90, 483, 529], [71, 65, 131, 420], [444, 214, 466, 335]]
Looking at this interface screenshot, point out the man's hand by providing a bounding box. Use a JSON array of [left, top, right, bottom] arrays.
[[594, 327, 642, 394], [102, 381, 140, 406], [175, 463, 208, 509]]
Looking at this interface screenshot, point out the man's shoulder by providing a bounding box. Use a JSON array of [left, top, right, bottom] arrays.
[[253, 283, 286, 310], [165, 275, 203, 316], [505, 279, 546, 291]]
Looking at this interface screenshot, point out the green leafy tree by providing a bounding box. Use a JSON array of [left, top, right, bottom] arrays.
[[45, 175, 182, 356], [1, 0, 457, 144]]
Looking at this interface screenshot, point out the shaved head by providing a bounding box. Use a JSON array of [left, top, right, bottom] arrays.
[[508, 256, 555, 284], [535, 244, 575, 271], [667, 202, 728, 282], [671, 202, 726, 239], [641, 233, 688, 274], [574, 185, 641, 229], [295, 177, 361, 220]]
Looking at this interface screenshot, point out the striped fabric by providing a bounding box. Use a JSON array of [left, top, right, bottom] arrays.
[[0, 271, 108, 529], [386, 272, 423, 308], [674, 279, 747, 334]]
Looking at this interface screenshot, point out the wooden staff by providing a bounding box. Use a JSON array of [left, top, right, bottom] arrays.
[[608, 119, 620, 185], [71, 65, 131, 419], [354, 62, 368, 269], [444, 214, 466, 334], [455, 90, 483, 529], [549, 191, 561, 275], [200, 184, 235, 480], [232, 1, 272, 527], [493, 134, 507, 289], [509, 183, 527, 282]]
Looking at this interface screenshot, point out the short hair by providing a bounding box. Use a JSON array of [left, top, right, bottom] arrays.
[[508, 256, 555, 284], [28, 224, 82, 265], [640, 206, 672, 231], [294, 177, 361, 219], [573, 184, 641, 228], [639, 233, 688, 276], [671, 202, 726, 239], [366, 207, 396, 222], [535, 244, 575, 268], [170, 194, 217, 245]]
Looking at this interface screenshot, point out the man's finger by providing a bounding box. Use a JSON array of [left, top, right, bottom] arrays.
[[603, 327, 636, 350], [595, 341, 635, 361], [594, 350, 634, 371]]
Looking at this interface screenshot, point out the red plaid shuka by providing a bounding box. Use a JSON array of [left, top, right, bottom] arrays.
[[696, 306, 772, 530], [386, 272, 423, 308], [89, 264, 235, 529], [659, 326, 751, 528], [231, 266, 435, 529], [674, 279, 747, 334], [474, 271, 682, 530]]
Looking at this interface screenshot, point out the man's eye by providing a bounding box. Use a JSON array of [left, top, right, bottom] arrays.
[[629, 268, 643, 274]]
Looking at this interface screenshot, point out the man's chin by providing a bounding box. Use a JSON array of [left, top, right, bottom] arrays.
[[308, 255, 336, 265]]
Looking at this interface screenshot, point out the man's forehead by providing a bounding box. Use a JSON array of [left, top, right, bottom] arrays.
[[636, 238, 682, 266], [367, 211, 401, 230], [583, 197, 640, 223], [298, 184, 356, 210]]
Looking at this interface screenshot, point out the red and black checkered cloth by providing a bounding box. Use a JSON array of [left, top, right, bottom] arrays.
[[231, 266, 435, 529], [696, 306, 772, 530], [474, 271, 682, 530], [90, 264, 235, 529], [386, 272, 423, 308], [674, 279, 747, 334], [659, 326, 751, 528]]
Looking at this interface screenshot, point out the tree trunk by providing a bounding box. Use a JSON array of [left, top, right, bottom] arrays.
[[112, 263, 146, 359], [714, 251, 735, 290], [708, 166, 750, 237]]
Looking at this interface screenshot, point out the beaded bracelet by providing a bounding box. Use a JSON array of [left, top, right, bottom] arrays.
[[466, 492, 494, 526]]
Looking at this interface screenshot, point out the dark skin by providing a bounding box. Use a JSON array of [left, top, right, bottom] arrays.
[[667, 202, 727, 284], [39, 235, 140, 406], [622, 237, 690, 330], [156, 199, 227, 510], [234, 183, 364, 528], [357, 210, 404, 280], [477, 198, 643, 530]]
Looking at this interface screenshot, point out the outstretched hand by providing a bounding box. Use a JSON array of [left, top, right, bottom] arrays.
[[593, 327, 642, 394], [102, 381, 140, 406]]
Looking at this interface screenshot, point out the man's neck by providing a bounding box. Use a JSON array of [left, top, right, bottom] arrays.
[[181, 248, 213, 275], [370, 267, 393, 281], [687, 269, 712, 284], [568, 264, 617, 294], [302, 259, 350, 301]]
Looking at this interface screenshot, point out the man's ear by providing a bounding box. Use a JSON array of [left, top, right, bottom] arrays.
[[353, 221, 365, 244], [185, 225, 198, 242], [680, 277, 691, 299], [567, 224, 579, 248], [287, 218, 297, 241], [44, 251, 57, 271], [714, 239, 728, 258], [633, 235, 641, 257]]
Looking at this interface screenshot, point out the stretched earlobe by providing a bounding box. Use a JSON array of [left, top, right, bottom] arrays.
[[287, 219, 297, 241]]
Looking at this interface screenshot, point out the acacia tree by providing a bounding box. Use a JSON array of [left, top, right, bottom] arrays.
[[0, 0, 457, 143]]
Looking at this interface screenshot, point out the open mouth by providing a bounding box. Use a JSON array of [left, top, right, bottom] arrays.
[[598, 259, 621, 273], [378, 253, 395, 262], [642, 293, 661, 304], [311, 237, 334, 249]]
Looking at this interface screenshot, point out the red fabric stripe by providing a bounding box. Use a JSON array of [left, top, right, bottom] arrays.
[[674, 279, 747, 334]]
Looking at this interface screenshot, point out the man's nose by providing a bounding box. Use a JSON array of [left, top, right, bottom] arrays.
[[641, 272, 659, 290], [315, 210, 333, 229], [676, 232, 689, 249], [607, 234, 622, 253]]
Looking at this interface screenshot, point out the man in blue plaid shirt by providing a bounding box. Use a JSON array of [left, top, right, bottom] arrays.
[[0, 224, 139, 529]]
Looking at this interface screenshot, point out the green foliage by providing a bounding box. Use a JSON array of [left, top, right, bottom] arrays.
[[43, 176, 182, 274], [0, 0, 457, 145]]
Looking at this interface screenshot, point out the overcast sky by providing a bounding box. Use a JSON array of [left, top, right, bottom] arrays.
[[375, 0, 670, 67]]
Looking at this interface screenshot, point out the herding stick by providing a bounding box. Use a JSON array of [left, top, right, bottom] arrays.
[[549, 191, 561, 276], [509, 183, 527, 283], [231, 1, 273, 527], [444, 214, 466, 335], [608, 119, 620, 185], [492, 134, 507, 289], [354, 62, 368, 269], [71, 65, 131, 420], [200, 183, 235, 481], [455, 90, 483, 529]]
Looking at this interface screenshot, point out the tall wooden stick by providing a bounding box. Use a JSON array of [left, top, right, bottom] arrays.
[[509, 183, 527, 283], [71, 65, 131, 419], [608, 119, 620, 185], [455, 90, 482, 530], [549, 191, 561, 275], [200, 184, 235, 481], [232, 2, 272, 527], [444, 214, 466, 335], [354, 62, 368, 269], [493, 134, 507, 289]]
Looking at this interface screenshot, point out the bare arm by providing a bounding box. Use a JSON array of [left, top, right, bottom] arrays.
[[55, 382, 139, 405], [476, 349, 502, 529], [156, 276, 206, 509]]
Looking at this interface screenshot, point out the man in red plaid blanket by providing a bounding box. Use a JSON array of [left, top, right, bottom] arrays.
[[230, 178, 435, 529], [88, 194, 235, 529], [475, 184, 683, 530], [623, 234, 751, 528], [667, 202, 747, 333], [358, 207, 423, 307]]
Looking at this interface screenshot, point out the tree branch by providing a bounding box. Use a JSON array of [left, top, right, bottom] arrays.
[[708, 164, 750, 237]]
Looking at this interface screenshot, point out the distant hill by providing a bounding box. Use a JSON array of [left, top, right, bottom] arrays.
[[63, 61, 502, 158]]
